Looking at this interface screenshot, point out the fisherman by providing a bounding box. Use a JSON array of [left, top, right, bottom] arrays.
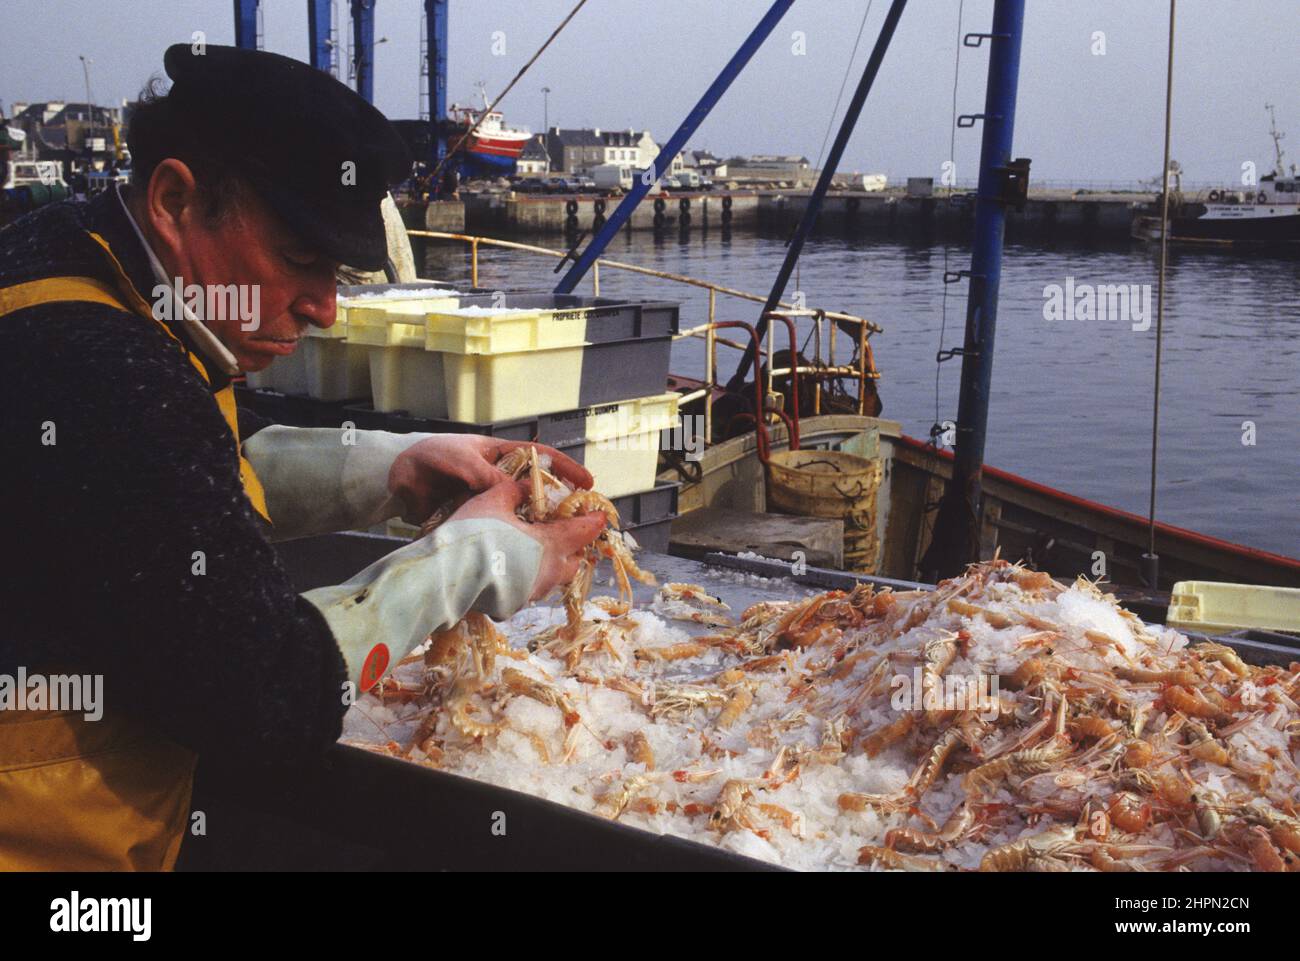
[[0, 45, 607, 870]]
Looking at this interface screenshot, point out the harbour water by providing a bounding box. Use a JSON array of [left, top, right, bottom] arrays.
[[419, 232, 1300, 559]]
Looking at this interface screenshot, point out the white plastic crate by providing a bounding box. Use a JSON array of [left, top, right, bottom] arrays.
[[369, 344, 588, 421], [244, 323, 372, 402]]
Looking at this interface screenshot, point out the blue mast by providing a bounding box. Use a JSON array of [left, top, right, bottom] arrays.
[[350, 0, 377, 103], [554, 0, 796, 294], [233, 0, 260, 50], [921, 0, 1028, 580], [308, 0, 334, 73], [426, 0, 449, 174]]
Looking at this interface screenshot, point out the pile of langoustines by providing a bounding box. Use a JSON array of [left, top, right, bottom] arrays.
[[344, 548, 1300, 872]]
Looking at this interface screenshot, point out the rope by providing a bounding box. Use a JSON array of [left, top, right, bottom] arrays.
[[808, 0, 874, 370], [1148, 0, 1177, 561], [428, 0, 591, 184], [813, 0, 876, 175], [771, 0, 876, 375], [931, 0, 965, 447]]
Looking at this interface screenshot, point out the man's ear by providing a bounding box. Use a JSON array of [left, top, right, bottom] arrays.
[[144, 158, 201, 266]]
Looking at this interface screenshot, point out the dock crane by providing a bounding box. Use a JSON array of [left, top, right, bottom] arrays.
[[235, 0, 447, 175]]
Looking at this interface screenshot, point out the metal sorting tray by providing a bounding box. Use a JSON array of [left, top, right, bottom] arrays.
[[187, 543, 1297, 870], [179, 536, 777, 871]]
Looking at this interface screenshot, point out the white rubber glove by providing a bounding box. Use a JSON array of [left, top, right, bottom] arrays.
[[244, 425, 434, 541], [302, 517, 542, 690]]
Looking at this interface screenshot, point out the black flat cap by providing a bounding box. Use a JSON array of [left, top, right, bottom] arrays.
[[162, 43, 411, 270]]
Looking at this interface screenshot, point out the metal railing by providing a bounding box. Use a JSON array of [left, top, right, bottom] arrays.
[[405, 229, 882, 447]]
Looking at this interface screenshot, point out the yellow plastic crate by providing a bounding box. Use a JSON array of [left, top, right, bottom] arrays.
[[584, 392, 679, 442], [582, 392, 679, 497], [336, 288, 469, 325], [1167, 581, 1300, 636], [338, 287, 470, 325], [347, 300, 595, 355], [252, 288, 481, 401], [344, 298, 462, 348], [347, 300, 589, 421]]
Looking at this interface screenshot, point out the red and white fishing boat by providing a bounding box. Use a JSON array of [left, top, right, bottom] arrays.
[[446, 87, 531, 172]]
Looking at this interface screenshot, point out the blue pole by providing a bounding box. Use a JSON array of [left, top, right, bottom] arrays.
[[921, 0, 1026, 580], [233, 0, 260, 50], [427, 0, 448, 171], [351, 0, 377, 103], [308, 0, 333, 73], [554, 0, 796, 294]]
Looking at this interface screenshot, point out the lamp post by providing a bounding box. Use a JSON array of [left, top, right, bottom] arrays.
[[542, 86, 551, 136]]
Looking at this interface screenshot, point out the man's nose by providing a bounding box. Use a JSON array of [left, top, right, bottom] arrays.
[[294, 276, 337, 330]]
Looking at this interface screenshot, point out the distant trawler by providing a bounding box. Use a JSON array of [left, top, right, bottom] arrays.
[[1132, 107, 1300, 248]]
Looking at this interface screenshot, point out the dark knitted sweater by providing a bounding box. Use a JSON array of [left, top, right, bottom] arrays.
[[0, 190, 348, 763]]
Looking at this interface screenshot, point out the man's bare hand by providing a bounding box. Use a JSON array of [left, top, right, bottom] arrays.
[[389, 435, 593, 524], [448, 481, 606, 601]]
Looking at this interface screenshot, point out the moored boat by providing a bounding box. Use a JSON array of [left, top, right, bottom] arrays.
[[1132, 108, 1300, 248]]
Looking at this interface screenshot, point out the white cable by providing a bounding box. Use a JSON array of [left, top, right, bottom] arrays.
[[114, 183, 242, 375]]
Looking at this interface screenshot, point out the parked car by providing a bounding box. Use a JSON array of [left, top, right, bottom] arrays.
[[513, 178, 548, 194], [544, 176, 577, 194], [574, 176, 597, 194]]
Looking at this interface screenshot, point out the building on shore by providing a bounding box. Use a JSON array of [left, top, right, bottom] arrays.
[[682, 149, 727, 179], [516, 134, 550, 177], [726, 154, 811, 185], [545, 126, 683, 177]]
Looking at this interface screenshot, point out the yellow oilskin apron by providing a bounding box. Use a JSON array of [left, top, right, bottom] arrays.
[[0, 231, 271, 870]]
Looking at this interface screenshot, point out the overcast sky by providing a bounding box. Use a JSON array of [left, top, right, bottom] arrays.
[[3, 0, 1296, 185]]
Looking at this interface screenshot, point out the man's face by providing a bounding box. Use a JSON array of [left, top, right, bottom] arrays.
[[177, 189, 339, 373]]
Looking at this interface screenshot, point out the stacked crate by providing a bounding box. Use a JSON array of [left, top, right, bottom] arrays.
[[236, 283, 681, 551]]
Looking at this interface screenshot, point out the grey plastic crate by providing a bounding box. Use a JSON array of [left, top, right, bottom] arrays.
[[449, 293, 680, 342], [340, 398, 677, 452], [610, 483, 678, 529], [626, 515, 672, 554], [579, 333, 675, 405]]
